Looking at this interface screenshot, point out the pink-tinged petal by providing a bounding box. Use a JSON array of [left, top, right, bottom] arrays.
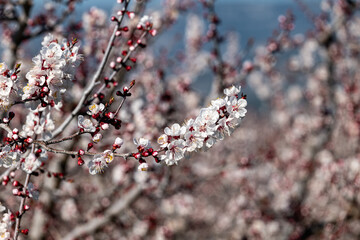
[[238, 108, 247, 117], [172, 123, 180, 133], [238, 99, 247, 108], [164, 127, 172, 135]]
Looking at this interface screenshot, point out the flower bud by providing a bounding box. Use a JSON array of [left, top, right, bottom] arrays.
[[149, 29, 157, 36], [12, 181, 20, 187], [92, 133, 102, 143], [133, 153, 141, 159], [109, 61, 116, 69], [77, 157, 84, 166], [87, 143, 94, 151], [78, 149, 85, 156], [100, 122, 109, 130], [12, 188, 19, 195], [127, 11, 135, 19], [138, 162, 149, 171], [12, 134, 18, 140]]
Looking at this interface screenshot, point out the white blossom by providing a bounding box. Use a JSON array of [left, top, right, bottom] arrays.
[[103, 150, 114, 164], [161, 139, 185, 165], [88, 154, 107, 175], [0, 75, 13, 98], [87, 103, 105, 115], [0, 210, 11, 240], [1, 151, 20, 168], [114, 137, 124, 146], [157, 134, 169, 148], [78, 115, 96, 132], [138, 162, 149, 171], [164, 123, 186, 138], [227, 98, 247, 118], [92, 133, 102, 143], [134, 138, 151, 149], [22, 152, 46, 174], [138, 15, 153, 28], [224, 85, 241, 97]]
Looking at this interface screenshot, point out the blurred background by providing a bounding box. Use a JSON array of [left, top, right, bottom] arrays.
[[2, 0, 360, 239]]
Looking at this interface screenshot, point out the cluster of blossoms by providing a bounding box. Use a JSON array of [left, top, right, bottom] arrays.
[[22, 34, 81, 111], [86, 137, 123, 175], [0, 63, 19, 109], [78, 101, 122, 136], [88, 150, 115, 175], [0, 203, 11, 240], [158, 86, 247, 165], [78, 101, 125, 174], [0, 34, 81, 175], [84, 86, 246, 174]]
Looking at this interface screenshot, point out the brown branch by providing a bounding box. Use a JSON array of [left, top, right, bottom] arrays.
[[13, 173, 31, 240]]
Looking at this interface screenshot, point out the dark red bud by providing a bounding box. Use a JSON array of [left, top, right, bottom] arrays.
[[21, 229, 29, 235], [77, 157, 84, 166], [87, 143, 93, 151]]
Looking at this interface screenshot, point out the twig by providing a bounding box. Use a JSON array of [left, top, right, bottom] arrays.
[[87, 31, 148, 104], [51, 0, 131, 139], [0, 123, 12, 134], [34, 140, 132, 159], [13, 173, 31, 240]]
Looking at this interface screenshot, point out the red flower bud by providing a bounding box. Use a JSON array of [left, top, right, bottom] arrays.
[[87, 143, 94, 151], [78, 157, 84, 166], [21, 229, 29, 235]]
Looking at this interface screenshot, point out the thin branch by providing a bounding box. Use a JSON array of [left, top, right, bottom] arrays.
[[114, 96, 126, 117], [44, 130, 91, 145], [13, 173, 31, 240], [86, 31, 148, 104], [34, 140, 132, 159], [0, 123, 12, 134], [51, 0, 131, 139]]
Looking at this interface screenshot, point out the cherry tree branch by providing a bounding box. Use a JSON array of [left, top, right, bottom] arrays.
[[0, 123, 12, 134], [13, 173, 31, 240], [34, 140, 131, 159], [87, 31, 148, 104], [51, 0, 131, 139]]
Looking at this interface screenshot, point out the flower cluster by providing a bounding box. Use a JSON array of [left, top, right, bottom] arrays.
[[88, 150, 114, 175], [137, 15, 157, 36], [21, 150, 47, 174], [0, 63, 19, 109], [22, 34, 81, 111], [158, 86, 247, 165], [20, 111, 55, 139], [0, 203, 11, 240], [0, 145, 19, 169], [78, 101, 122, 140]]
